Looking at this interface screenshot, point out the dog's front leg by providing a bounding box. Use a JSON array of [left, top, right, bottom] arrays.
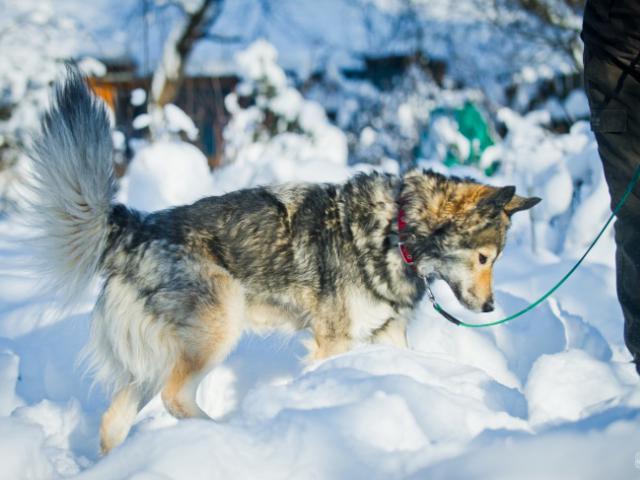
[[305, 334, 353, 362], [305, 303, 353, 362], [370, 317, 408, 348]]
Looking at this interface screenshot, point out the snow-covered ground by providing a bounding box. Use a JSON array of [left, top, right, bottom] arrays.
[[1, 120, 640, 479]]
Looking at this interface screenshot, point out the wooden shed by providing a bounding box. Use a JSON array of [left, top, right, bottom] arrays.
[[87, 58, 238, 169]]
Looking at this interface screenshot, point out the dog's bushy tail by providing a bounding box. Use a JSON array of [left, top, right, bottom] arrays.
[[27, 67, 116, 305]]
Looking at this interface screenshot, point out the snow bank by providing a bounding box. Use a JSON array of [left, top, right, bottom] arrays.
[[412, 415, 640, 480], [525, 349, 628, 427]]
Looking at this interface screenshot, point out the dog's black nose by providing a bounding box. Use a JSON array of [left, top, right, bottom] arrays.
[[482, 301, 494, 312]]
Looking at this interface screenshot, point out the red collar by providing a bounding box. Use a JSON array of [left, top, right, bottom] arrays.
[[397, 207, 415, 267]]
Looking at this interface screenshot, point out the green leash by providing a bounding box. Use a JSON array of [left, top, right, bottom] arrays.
[[424, 164, 640, 328]]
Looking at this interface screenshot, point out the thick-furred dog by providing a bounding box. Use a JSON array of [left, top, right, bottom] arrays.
[[28, 71, 540, 453]]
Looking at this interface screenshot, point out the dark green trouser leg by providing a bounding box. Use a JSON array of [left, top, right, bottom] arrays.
[[584, 45, 640, 373]]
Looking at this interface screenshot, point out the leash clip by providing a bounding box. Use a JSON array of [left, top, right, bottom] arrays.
[[420, 275, 462, 326], [422, 275, 436, 304]]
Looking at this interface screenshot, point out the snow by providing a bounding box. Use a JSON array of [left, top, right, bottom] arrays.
[[219, 40, 350, 191], [133, 104, 199, 142], [493, 111, 614, 259], [564, 89, 590, 120], [132, 114, 151, 131], [76, 58, 107, 78], [163, 104, 199, 141], [411, 415, 640, 480], [235, 40, 288, 91], [118, 140, 213, 212], [525, 349, 628, 427], [0, 417, 54, 480], [424, 115, 471, 164], [130, 89, 147, 107], [3, 0, 577, 98], [111, 131, 126, 151], [0, 350, 22, 416], [0, 0, 87, 183]]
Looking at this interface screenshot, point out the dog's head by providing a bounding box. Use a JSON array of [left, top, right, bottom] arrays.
[[401, 170, 541, 312]]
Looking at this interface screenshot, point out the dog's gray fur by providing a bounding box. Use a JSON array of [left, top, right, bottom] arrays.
[[29, 71, 540, 453]]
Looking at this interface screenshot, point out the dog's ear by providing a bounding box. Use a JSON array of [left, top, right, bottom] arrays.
[[478, 186, 516, 211], [504, 195, 542, 216], [478, 186, 541, 216]]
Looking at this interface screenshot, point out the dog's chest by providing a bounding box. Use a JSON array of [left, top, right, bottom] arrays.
[[347, 289, 396, 341]]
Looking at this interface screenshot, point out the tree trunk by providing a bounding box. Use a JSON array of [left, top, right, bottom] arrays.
[[149, 0, 223, 137]]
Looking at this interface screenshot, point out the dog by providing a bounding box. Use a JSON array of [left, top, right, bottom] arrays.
[[27, 70, 540, 454]]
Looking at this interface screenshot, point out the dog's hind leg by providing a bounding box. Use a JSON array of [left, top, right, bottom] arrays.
[[161, 269, 245, 419], [161, 355, 211, 418], [100, 383, 146, 455]]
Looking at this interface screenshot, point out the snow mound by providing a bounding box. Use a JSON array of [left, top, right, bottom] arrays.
[[0, 417, 54, 480], [412, 415, 640, 480], [525, 349, 628, 427], [119, 140, 214, 211]]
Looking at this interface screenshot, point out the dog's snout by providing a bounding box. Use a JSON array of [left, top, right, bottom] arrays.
[[482, 300, 494, 312]]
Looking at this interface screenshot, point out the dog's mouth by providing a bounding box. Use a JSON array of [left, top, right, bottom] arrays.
[[437, 276, 488, 313], [451, 285, 482, 312], [423, 269, 491, 313]]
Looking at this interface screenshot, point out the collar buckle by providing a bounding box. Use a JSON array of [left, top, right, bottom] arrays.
[[398, 242, 414, 265]]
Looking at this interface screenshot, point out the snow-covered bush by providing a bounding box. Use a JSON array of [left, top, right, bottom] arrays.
[[133, 102, 199, 143], [121, 93, 212, 211], [332, 66, 438, 169], [307, 63, 496, 173], [0, 1, 99, 211], [489, 109, 609, 257], [420, 101, 498, 174], [220, 40, 349, 189], [120, 81, 210, 212], [0, 2, 84, 167]]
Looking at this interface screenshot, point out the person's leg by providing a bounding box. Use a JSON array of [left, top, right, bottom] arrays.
[[615, 221, 640, 371], [583, 44, 640, 373]]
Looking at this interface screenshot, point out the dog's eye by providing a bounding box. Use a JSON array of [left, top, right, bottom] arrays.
[[478, 253, 488, 265]]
